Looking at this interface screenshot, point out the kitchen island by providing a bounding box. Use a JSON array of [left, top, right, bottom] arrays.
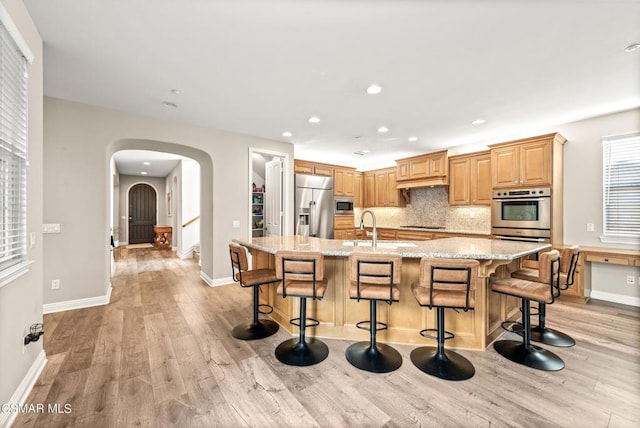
[[232, 236, 550, 350]]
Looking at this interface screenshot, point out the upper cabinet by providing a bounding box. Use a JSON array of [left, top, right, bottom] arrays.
[[395, 150, 449, 188], [354, 172, 363, 207], [449, 151, 491, 206], [490, 133, 566, 189], [363, 168, 405, 208], [334, 167, 356, 197], [294, 159, 334, 177]]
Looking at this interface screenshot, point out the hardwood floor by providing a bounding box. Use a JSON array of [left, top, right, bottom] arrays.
[[13, 248, 640, 427]]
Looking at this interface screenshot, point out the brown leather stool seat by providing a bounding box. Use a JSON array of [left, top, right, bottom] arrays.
[[345, 252, 403, 373], [274, 251, 329, 366], [491, 250, 565, 371], [229, 244, 281, 340], [508, 246, 580, 347], [411, 258, 479, 381]]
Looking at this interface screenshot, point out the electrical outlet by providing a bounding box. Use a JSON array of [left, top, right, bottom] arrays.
[[627, 275, 636, 285], [51, 279, 60, 290], [232, 220, 240, 228], [586, 223, 594, 232], [469, 210, 476, 219]]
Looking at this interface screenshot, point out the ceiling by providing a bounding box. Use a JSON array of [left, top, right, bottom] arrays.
[[112, 150, 184, 177], [25, 0, 640, 171]]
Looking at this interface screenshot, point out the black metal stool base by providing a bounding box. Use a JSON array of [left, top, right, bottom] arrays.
[[275, 338, 328, 367], [494, 340, 564, 371], [232, 319, 279, 341], [520, 325, 576, 347], [345, 341, 402, 373], [410, 346, 475, 381]]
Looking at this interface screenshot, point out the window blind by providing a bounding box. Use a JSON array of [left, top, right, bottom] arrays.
[[0, 22, 28, 272], [603, 133, 640, 241]]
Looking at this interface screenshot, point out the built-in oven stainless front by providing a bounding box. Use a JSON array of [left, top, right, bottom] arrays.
[[491, 187, 551, 239]]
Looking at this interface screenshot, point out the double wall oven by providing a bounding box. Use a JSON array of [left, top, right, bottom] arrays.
[[491, 187, 551, 244]]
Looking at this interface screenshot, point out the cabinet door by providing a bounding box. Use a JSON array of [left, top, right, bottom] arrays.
[[409, 157, 429, 179], [386, 171, 401, 206], [374, 171, 388, 206], [520, 141, 552, 186], [364, 172, 375, 207], [396, 160, 410, 181], [314, 165, 334, 177], [491, 146, 520, 188], [294, 160, 314, 174], [334, 169, 345, 196], [448, 157, 470, 205], [354, 172, 363, 207], [344, 170, 355, 197], [471, 154, 492, 205], [427, 152, 447, 177]]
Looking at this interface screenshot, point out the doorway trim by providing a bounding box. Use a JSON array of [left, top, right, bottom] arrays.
[[248, 148, 291, 237]]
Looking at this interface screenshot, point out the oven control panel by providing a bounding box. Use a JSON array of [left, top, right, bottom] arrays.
[[492, 187, 551, 198]]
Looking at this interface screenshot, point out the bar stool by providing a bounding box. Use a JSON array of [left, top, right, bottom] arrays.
[[510, 245, 580, 347], [228, 243, 280, 340], [491, 250, 564, 371], [345, 252, 403, 373], [410, 258, 479, 381], [274, 250, 329, 366]]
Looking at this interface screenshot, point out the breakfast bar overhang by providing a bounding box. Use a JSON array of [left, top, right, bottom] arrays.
[[232, 236, 551, 350]]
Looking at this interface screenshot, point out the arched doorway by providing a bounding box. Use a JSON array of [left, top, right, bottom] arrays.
[[128, 183, 157, 244]]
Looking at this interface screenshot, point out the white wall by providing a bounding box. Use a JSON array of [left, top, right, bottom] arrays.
[[0, 0, 44, 419], [180, 159, 201, 257], [42, 97, 294, 307]]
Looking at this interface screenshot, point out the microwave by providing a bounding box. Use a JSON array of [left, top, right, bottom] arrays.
[[335, 197, 354, 215]]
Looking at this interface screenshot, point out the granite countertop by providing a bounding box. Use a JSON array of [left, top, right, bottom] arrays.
[[232, 236, 549, 260], [390, 226, 491, 236]]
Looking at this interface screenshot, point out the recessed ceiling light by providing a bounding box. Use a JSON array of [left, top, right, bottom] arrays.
[[141, 171, 148, 175], [162, 101, 178, 108], [378, 126, 389, 133], [366, 84, 382, 95], [282, 131, 292, 137], [471, 119, 486, 125], [170, 89, 181, 94], [308, 116, 320, 123], [408, 136, 418, 142], [143, 161, 151, 166], [354, 149, 371, 155], [624, 43, 640, 52]]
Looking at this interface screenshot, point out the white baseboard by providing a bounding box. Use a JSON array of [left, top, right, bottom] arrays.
[[177, 245, 194, 260], [211, 276, 234, 287], [590, 290, 640, 307], [43, 285, 113, 315], [199, 270, 214, 286], [0, 350, 47, 428]]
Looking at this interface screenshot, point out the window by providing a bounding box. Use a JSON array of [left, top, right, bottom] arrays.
[[602, 133, 640, 244], [0, 20, 28, 282]]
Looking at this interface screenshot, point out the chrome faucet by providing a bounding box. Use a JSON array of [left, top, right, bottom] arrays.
[[359, 209, 377, 248]]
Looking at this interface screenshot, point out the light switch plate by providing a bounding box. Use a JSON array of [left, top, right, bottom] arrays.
[[43, 223, 61, 234]]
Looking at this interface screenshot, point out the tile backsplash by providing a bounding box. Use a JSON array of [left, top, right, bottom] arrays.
[[356, 186, 491, 234]]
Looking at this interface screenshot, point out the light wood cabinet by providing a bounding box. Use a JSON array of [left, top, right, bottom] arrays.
[[372, 167, 404, 207], [364, 171, 375, 207], [334, 229, 355, 240], [490, 134, 565, 189], [354, 172, 363, 207], [449, 151, 491, 206], [294, 159, 334, 177], [334, 167, 356, 197], [396, 150, 449, 187]]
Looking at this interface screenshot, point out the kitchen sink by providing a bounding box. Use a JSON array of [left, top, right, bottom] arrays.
[[342, 241, 417, 248]]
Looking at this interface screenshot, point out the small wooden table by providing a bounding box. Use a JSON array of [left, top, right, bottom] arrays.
[[153, 225, 172, 249]]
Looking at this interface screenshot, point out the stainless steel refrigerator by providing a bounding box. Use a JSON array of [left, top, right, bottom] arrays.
[[295, 174, 334, 238]]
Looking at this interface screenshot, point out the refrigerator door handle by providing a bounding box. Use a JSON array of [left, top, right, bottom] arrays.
[[309, 200, 316, 236]]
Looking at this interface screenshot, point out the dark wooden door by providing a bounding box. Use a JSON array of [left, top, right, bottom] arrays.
[[129, 184, 156, 244]]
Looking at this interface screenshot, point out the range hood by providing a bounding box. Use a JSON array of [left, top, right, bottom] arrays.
[[396, 176, 448, 189]]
